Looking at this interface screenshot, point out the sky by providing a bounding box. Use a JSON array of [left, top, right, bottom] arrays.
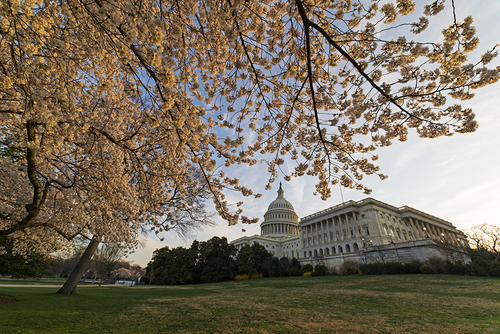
[[127, 1, 500, 267]]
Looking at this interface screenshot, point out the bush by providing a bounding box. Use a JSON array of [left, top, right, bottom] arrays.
[[426, 257, 445, 274], [250, 272, 263, 279], [359, 263, 382, 275], [339, 261, 359, 276], [303, 271, 312, 277], [290, 267, 301, 277], [419, 265, 435, 274], [403, 261, 422, 274], [314, 265, 327, 276], [326, 267, 338, 275], [359, 261, 423, 275], [235, 274, 250, 281], [444, 261, 470, 275], [300, 263, 313, 275], [468, 249, 500, 277]]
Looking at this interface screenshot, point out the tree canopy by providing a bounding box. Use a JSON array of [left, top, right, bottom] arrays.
[[1, 0, 498, 254], [145, 236, 237, 284]]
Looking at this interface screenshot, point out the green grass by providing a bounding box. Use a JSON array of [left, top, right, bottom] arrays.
[[1, 275, 499, 333]]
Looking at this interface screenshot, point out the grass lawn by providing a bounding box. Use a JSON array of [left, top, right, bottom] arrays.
[[1, 275, 499, 333]]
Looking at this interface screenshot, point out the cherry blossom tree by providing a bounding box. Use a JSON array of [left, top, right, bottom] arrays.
[[1, 0, 499, 293]]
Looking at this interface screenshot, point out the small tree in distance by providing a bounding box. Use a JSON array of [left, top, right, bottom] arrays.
[[93, 243, 126, 281], [466, 224, 500, 253]]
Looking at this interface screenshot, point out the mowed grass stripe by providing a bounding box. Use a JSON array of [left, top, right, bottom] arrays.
[[1, 275, 499, 333]]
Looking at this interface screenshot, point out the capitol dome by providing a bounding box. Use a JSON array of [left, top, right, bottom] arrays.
[[260, 183, 299, 238]]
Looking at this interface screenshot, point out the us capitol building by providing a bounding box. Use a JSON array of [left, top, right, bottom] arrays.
[[231, 184, 469, 267]]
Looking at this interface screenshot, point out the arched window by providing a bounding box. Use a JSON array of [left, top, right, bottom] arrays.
[[325, 248, 330, 255], [314, 249, 318, 257], [339, 246, 343, 253], [304, 251, 307, 258], [345, 244, 351, 252], [319, 249, 323, 256], [309, 251, 312, 257], [332, 247, 336, 254], [353, 243, 359, 251]]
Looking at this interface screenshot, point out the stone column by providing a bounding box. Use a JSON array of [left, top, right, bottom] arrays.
[[409, 217, 421, 240], [352, 212, 360, 238], [429, 223, 440, 240], [316, 221, 320, 245], [322, 220, 326, 244], [373, 210, 384, 237]]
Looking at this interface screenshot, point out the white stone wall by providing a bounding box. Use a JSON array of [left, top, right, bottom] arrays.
[[231, 197, 469, 267]]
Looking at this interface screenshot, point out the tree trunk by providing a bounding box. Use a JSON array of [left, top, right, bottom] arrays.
[[56, 236, 101, 295]]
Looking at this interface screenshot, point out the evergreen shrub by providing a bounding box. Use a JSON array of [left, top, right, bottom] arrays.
[[419, 265, 435, 274], [443, 261, 470, 275], [300, 263, 313, 275], [314, 265, 328, 276], [339, 261, 359, 276]]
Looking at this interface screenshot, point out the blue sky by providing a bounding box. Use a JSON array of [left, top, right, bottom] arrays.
[[127, 0, 500, 267]]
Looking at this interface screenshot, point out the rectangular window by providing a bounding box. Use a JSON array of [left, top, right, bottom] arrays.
[[343, 230, 347, 238], [336, 231, 340, 238], [330, 232, 333, 239]]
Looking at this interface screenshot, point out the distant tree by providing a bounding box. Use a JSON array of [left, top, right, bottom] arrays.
[[236, 243, 273, 276], [146, 246, 197, 285], [463, 224, 500, 277], [0, 237, 53, 279], [236, 245, 256, 276], [279, 257, 291, 276], [251, 243, 274, 274], [270, 257, 281, 277], [290, 258, 302, 277], [145, 237, 237, 285], [466, 224, 500, 253], [93, 243, 126, 280], [196, 237, 237, 283], [111, 266, 143, 280]]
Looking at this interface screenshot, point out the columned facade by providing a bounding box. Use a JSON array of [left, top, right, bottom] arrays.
[[231, 189, 469, 267]]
